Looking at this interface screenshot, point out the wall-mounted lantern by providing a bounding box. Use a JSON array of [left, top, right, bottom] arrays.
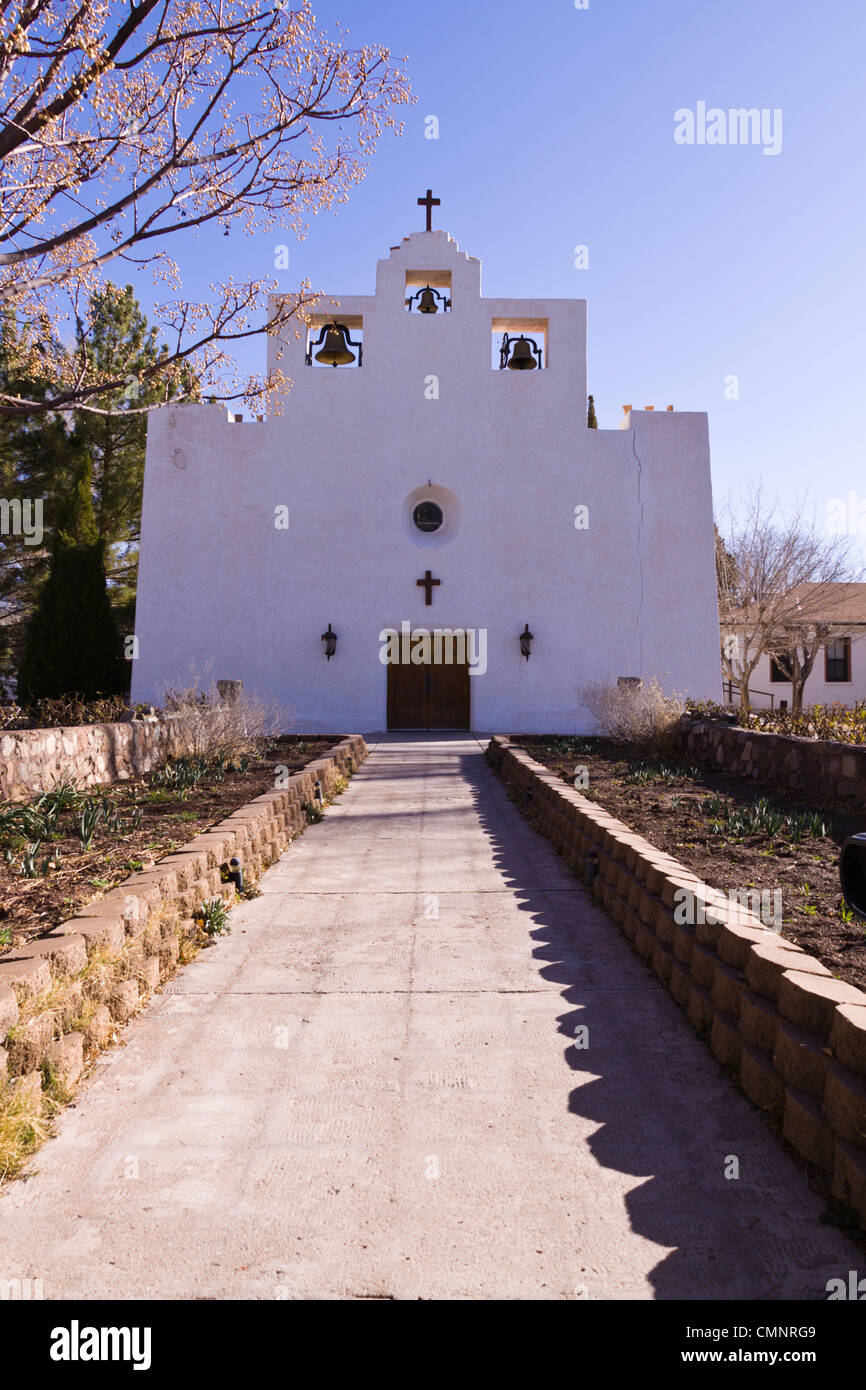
[[840, 834, 866, 919], [321, 623, 338, 660], [405, 285, 451, 314], [319, 622, 337, 658], [519, 623, 534, 661], [306, 323, 363, 367], [500, 333, 543, 371]]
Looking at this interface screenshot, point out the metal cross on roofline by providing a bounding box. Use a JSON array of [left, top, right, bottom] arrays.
[[417, 189, 441, 232]]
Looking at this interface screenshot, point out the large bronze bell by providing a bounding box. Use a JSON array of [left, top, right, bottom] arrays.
[[315, 325, 356, 367], [417, 287, 439, 314], [507, 336, 537, 370]]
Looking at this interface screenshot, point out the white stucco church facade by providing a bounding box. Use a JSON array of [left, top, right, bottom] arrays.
[[131, 207, 721, 733]]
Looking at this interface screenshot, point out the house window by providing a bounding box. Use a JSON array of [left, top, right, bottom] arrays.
[[769, 655, 792, 683], [825, 637, 851, 683]]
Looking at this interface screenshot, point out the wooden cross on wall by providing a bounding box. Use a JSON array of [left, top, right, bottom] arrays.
[[418, 189, 440, 232], [417, 570, 440, 605]]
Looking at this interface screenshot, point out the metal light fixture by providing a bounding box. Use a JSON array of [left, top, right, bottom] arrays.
[[840, 834, 866, 918], [227, 856, 244, 893], [405, 285, 451, 314], [321, 623, 337, 660], [500, 333, 543, 371], [519, 623, 534, 660], [306, 323, 363, 367]]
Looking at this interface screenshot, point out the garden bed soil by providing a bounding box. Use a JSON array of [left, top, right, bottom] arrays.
[[0, 736, 337, 953], [513, 736, 866, 993]]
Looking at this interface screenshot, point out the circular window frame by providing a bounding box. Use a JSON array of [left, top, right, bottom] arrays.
[[403, 484, 461, 548], [412, 499, 444, 534]]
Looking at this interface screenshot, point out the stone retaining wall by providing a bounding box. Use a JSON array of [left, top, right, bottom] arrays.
[[488, 735, 866, 1227], [0, 717, 185, 802], [677, 719, 866, 805], [0, 736, 367, 1161]]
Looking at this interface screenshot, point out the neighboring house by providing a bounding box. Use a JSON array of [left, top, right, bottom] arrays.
[[728, 582, 866, 710]]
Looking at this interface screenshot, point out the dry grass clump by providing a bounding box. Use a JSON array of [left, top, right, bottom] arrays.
[[160, 678, 286, 760], [578, 677, 686, 757], [0, 1075, 51, 1180]]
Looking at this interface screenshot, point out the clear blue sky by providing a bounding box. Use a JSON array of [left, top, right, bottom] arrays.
[[137, 0, 866, 556]]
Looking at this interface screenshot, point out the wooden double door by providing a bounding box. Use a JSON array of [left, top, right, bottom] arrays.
[[387, 658, 470, 730]]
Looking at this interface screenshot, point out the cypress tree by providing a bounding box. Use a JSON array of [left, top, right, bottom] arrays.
[[587, 394, 598, 428], [17, 450, 124, 702]]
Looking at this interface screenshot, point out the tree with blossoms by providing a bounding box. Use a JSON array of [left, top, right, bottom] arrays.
[[0, 0, 412, 418]]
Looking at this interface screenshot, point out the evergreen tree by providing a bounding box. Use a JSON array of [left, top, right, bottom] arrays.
[[2, 284, 192, 686], [75, 285, 165, 548], [17, 450, 124, 701], [0, 626, 11, 690], [587, 394, 598, 428], [0, 310, 78, 670], [714, 522, 739, 599], [73, 284, 196, 622]]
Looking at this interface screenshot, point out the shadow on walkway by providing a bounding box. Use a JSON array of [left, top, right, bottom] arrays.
[[460, 746, 846, 1301]]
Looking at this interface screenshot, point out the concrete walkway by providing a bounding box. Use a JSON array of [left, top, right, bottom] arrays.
[[0, 735, 859, 1299]]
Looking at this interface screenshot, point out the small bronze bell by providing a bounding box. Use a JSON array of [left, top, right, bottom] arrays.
[[417, 287, 439, 314], [315, 326, 356, 367], [507, 336, 538, 370]]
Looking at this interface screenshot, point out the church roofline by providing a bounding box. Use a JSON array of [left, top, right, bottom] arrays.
[[383, 229, 475, 263]]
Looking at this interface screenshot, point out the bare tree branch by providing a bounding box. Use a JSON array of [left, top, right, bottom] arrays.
[[716, 486, 864, 711], [0, 0, 412, 415]]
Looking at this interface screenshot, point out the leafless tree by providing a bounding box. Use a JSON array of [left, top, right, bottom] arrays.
[[716, 487, 863, 711]]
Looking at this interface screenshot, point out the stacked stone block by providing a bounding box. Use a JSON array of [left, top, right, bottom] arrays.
[[488, 734, 866, 1226], [0, 716, 187, 801], [0, 737, 366, 1134], [677, 719, 865, 804]]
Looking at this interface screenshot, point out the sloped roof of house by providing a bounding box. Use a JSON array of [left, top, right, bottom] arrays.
[[725, 582, 866, 629], [782, 582, 866, 625]]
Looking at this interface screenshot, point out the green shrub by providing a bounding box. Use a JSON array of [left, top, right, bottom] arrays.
[[195, 897, 231, 937], [17, 457, 124, 703], [686, 698, 866, 745], [75, 800, 103, 851], [699, 794, 830, 842]]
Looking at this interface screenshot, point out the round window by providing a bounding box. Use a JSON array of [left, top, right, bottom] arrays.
[[412, 500, 444, 533]]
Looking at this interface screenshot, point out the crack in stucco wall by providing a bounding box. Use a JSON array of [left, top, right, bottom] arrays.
[[630, 429, 646, 674]]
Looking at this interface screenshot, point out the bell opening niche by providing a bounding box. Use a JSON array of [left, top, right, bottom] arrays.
[[306, 316, 363, 368], [492, 317, 548, 371], [405, 269, 452, 314]]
